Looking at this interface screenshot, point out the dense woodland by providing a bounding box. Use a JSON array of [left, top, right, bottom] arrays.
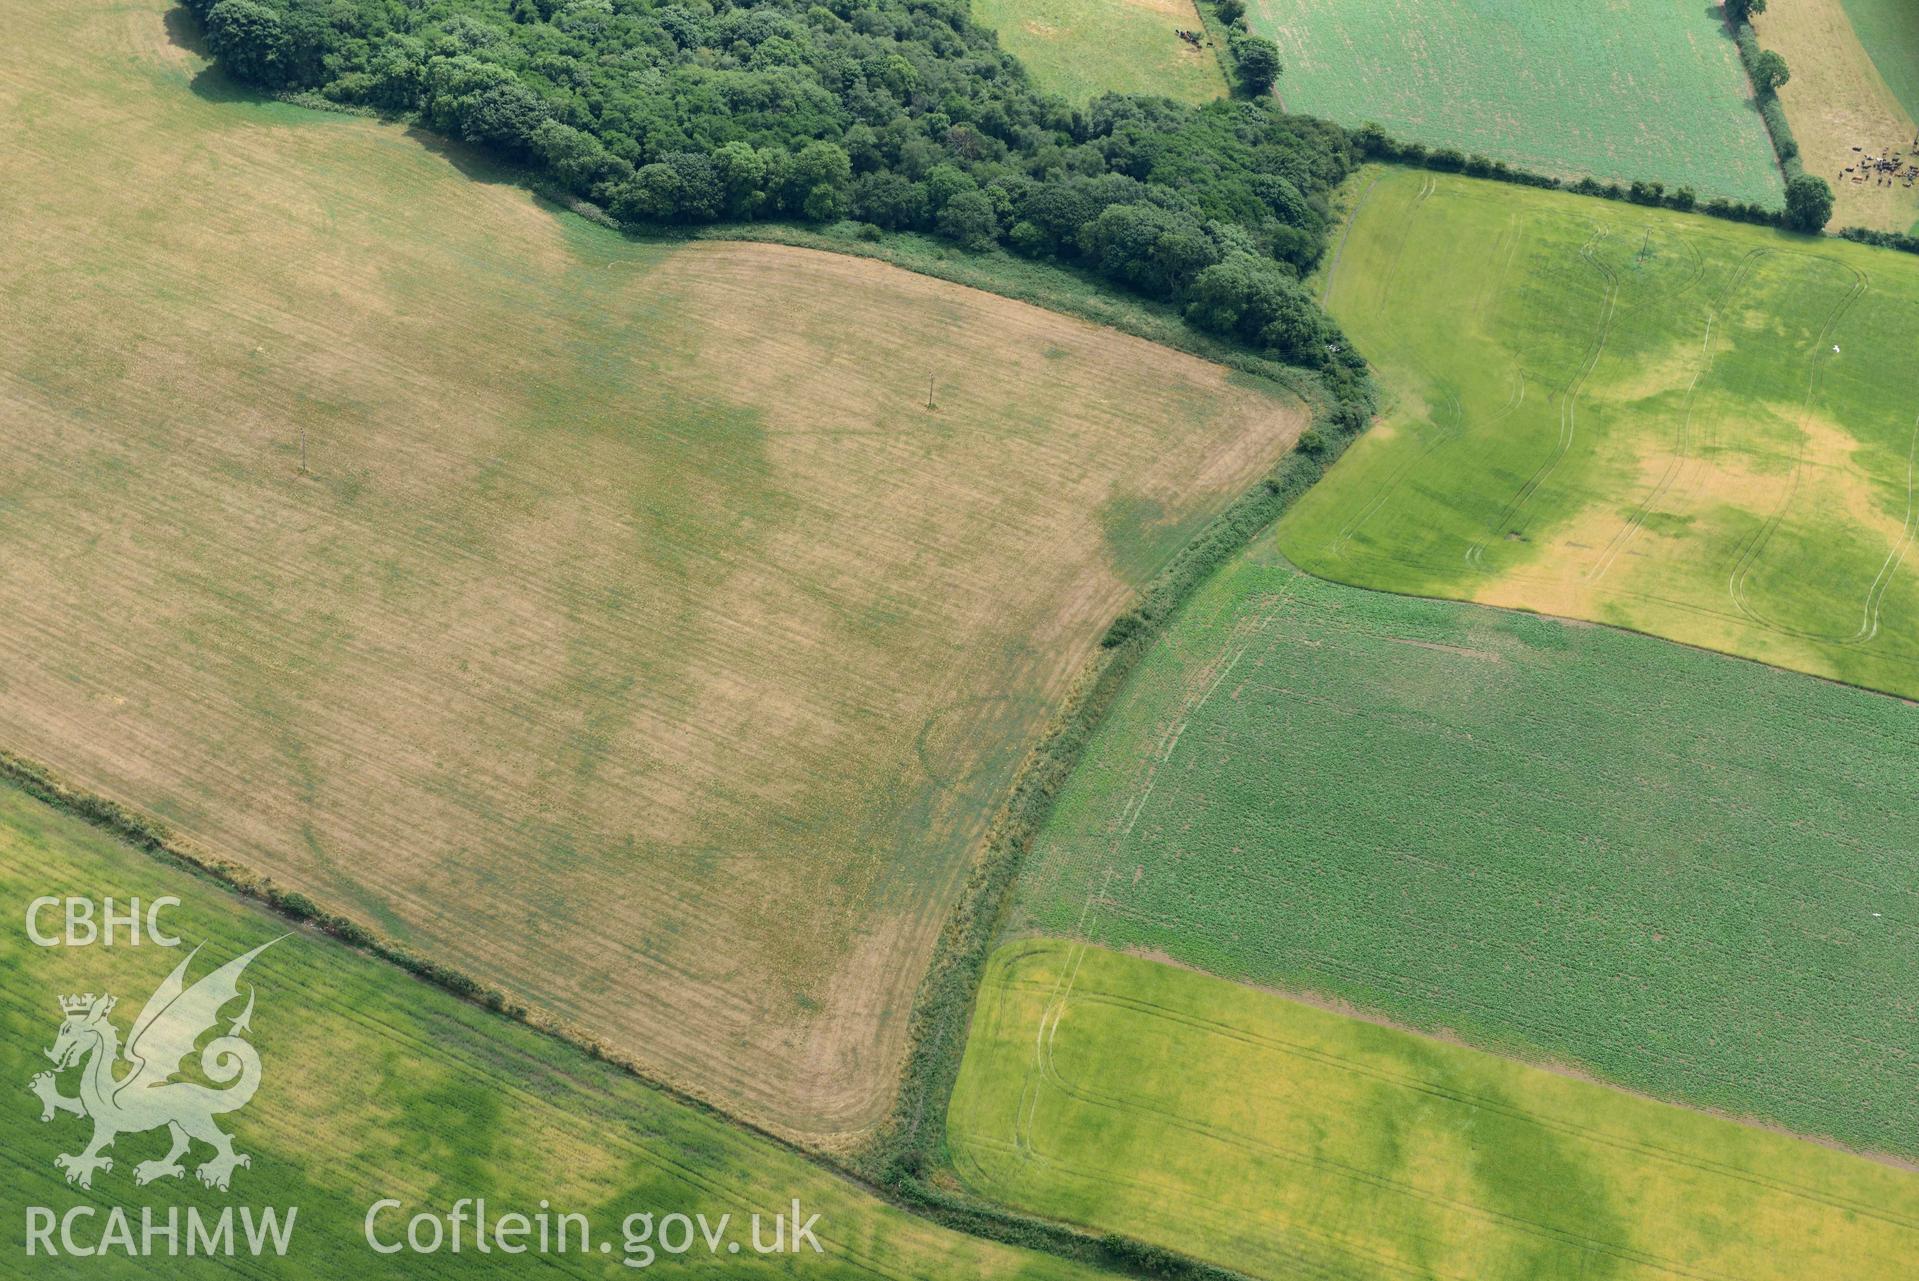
[[182, 0, 1368, 372]]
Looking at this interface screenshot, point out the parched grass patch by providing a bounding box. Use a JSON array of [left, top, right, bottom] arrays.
[[0, 782, 1118, 1279], [0, 0, 1306, 1142], [1011, 552, 1919, 1157], [950, 940, 1919, 1281], [1283, 167, 1919, 699], [1245, 0, 1781, 204], [972, 0, 1228, 105]]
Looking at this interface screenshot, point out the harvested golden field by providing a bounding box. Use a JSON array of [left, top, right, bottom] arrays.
[[1757, 0, 1919, 232], [0, 784, 1127, 1280], [0, 0, 1304, 1142]]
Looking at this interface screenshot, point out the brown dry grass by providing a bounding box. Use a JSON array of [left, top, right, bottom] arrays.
[[0, 0, 1304, 1141]]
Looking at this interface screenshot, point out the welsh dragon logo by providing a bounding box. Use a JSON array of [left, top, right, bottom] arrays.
[[29, 939, 279, 1192]]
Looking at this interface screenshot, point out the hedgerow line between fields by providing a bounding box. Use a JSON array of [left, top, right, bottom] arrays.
[[0, 748, 1256, 1281], [0, 303, 1374, 1281], [1306, 531, 1919, 683]]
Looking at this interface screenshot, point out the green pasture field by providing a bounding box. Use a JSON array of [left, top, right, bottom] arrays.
[[949, 941, 1919, 1281], [1842, 0, 1919, 121], [1011, 551, 1919, 1157], [0, 0, 1304, 1141], [1282, 167, 1919, 698], [0, 782, 1115, 1279], [973, 0, 1228, 105], [1244, 0, 1780, 204]]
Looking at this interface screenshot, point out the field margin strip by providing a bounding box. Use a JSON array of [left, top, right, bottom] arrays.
[[856, 353, 1375, 1274]]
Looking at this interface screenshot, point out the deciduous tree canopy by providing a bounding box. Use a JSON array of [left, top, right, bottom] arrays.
[[184, 0, 1365, 370]]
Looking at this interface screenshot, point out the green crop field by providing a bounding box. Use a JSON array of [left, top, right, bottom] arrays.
[[1011, 549, 1919, 1157], [949, 941, 1919, 1281], [0, 0, 1305, 1142], [1282, 168, 1919, 698], [0, 782, 1117, 1279], [973, 0, 1228, 105], [1245, 0, 1781, 205]]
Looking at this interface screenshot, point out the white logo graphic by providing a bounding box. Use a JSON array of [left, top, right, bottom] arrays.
[[29, 940, 279, 1193]]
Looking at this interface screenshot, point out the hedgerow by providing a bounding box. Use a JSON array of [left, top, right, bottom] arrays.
[[861, 354, 1374, 1268], [1352, 124, 1822, 230], [1732, 20, 1803, 178]]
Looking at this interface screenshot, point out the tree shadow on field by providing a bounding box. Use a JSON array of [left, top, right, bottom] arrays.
[[165, 6, 273, 105], [162, 5, 206, 54], [159, 4, 595, 230], [401, 127, 589, 226], [402, 128, 530, 190]]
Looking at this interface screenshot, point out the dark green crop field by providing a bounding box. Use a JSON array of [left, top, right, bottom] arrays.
[[1013, 545, 1919, 1157]]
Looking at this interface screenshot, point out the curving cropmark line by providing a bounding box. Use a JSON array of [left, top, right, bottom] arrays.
[[1320, 169, 1387, 307], [1024, 975, 1919, 1237], [1330, 206, 1528, 561], [1466, 223, 1621, 569], [1023, 983, 1749, 1281], [1369, 172, 1439, 320], [1587, 245, 1770, 583], [986, 952, 1919, 1280], [1724, 262, 1882, 642], [1014, 869, 1111, 1164], [1858, 409, 1919, 645]]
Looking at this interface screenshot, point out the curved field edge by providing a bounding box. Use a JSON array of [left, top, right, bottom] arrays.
[[0, 778, 1133, 1281], [1280, 167, 1919, 702], [1, 0, 1315, 1145], [1008, 547, 1919, 1160], [858, 369, 1373, 1185], [947, 939, 1919, 1281]]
